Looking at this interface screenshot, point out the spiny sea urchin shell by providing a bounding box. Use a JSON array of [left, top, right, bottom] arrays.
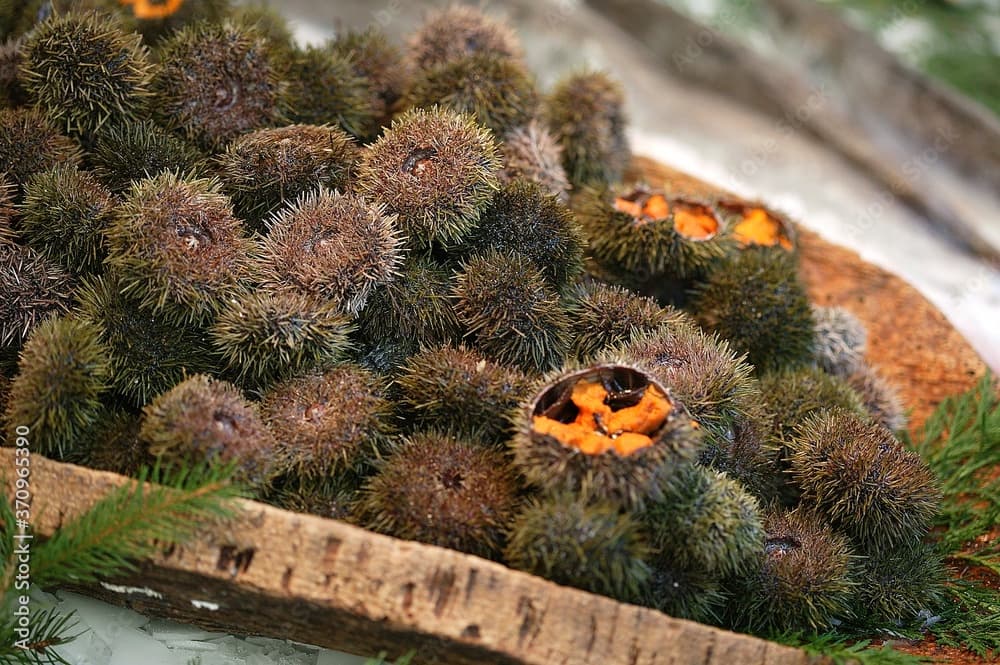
[[331, 27, 406, 128], [282, 44, 377, 141], [511, 364, 702, 509], [0, 106, 82, 196], [356, 106, 501, 249], [355, 430, 520, 559], [812, 305, 867, 377], [266, 472, 358, 522], [216, 124, 360, 232], [759, 365, 867, 445], [847, 363, 908, 433], [0, 171, 16, 241], [855, 541, 945, 624], [501, 119, 570, 202], [80, 408, 148, 478], [640, 559, 727, 623], [0, 36, 27, 106], [88, 119, 206, 194], [0, 242, 75, 349], [407, 5, 522, 70]]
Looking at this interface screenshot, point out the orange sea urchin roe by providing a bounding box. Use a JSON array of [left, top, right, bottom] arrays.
[[614, 192, 670, 225], [532, 379, 672, 456], [120, 0, 185, 19], [672, 202, 719, 240], [732, 207, 793, 250]]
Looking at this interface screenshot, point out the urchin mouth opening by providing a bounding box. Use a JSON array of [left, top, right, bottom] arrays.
[[721, 201, 793, 250], [401, 146, 438, 176], [765, 536, 801, 557], [441, 468, 465, 489], [531, 365, 672, 456], [176, 224, 214, 250]]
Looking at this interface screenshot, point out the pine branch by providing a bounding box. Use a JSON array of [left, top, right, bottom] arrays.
[[364, 651, 416, 665], [0, 606, 80, 665], [772, 633, 930, 665], [928, 579, 1000, 658]]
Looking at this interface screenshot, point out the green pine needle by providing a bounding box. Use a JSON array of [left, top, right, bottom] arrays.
[[0, 606, 80, 665], [774, 632, 930, 664], [364, 651, 415, 665]]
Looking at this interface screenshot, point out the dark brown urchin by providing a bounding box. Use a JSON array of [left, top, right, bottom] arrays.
[[355, 254, 461, 349], [281, 44, 378, 141], [545, 71, 629, 189], [0, 106, 82, 197], [79, 408, 149, 478], [759, 365, 868, 446], [0, 242, 75, 349], [152, 20, 285, 150], [229, 3, 294, 53], [716, 198, 798, 253], [210, 289, 354, 391], [0, 36, 27, 107], [504, 493, 651, 603], [75, 274, 215, 408], [0, 171, 15, 241], [216, 124, 360, 232], [403, 52, 538, 137], [331, 27, 406, 128], [20, 11, 151, 135], [812, 305, 867, 378], [639, 558, 727, 624], [407, 5, 522, 70], [257, 188, 403, 315], [140, 374, 283, 489], [511, 364, 703, 510], [356, 106, 501, 249], [452, 250, 570, 372], [266, 472, 358, 522], [355, 430, 521, 559], [19, 165, 116, 275], [787, 409, 939, 554], [2, 315, 109, 459], [566, 281, 692, 362], [690, 248, 815, 374], [396, 344, 535, 446], [260, 364, 395, 478], [104, 172, 253, 325], [88, 119, 207, 195], [728, 508, 859, 634], [575, 185, 732, 283], [847, 363, 908, 433], [462, 179, 585, 290], [501, 119, 570, 203], [855, 541, 946, 624]]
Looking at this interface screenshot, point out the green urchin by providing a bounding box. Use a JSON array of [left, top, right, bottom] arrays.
[[20, 11, 151, 135], [788, 409, 939, 554], [759, 365, 867, 445], [575, 186, 732, 282], [567, 281, 691, 362], [855, 541, 946, 624], [355, 430, 520, 559], [452, 250, 570, 372], [140, 374, 283, 489], [812, 305, 867, 378], [75, 273, 215, 408], [331, 27, 406, 128], [2, 315, 109, 459], [847, 363, 908, 433], [730, 507, 859, 634], [79, 408, 148, 478], [500, 119, 570, 203], [0, 106, 82, 196], [0, 36, 27, 107], [281, 44, 377, 141], [210, 289, 354, 391], [458, 178, 585, 290], [260, 364, 395, 478], [642, 464, 764, 577], [690, 248, 815, 374], [152, 20, 285, 150], [216, 124, 360, 232], [407, 5, 522, 70], [266, 472, 359, 522], [19, 165, 115, 275], [511, 364, 703, 510], [396, 344, 535, 446], [104, 171, 253, 325], [504, 493, 651, 602], [256, 188, 403, 315], [404, 52, 537, 137], [640, 559, 727, 623], [88, 119, 207, 194], [0, 171, 16, 241], [0, 242, 75, 349], [229, 3, 294, 53], [356, 106, 501, 249], [545, 71, 629, 188]]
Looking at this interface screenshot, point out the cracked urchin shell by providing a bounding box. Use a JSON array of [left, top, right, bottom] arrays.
[[504, 492, 651, 602], [812, 305, 867, 377], [105, 172, 253, 325], [2, 315, 109, 459], [19, 165, 115, 275], [855, 541, 946, 624], [216, 124, 360, 232], [716, 198, 798, 253], [501, 119, 570, 202], [788, 409, 939, 554], [690, 248, 815, 374], [396, 344, 535, 446], [458, 178, 585, 290], [545, 71, 629, 189], [640, 558, 727, 624], [452, 250, 570, 372], [511, 363, 703, 510], [152, 21, 285, 150], [355, 430, 521, 559], [847, 363, 908, 433], [20, 11, 152, 135], [0, 242, 75, 349], [407, 5, 522, 70], [356, 106, 501, 249], [260, 364, 395, 478], [642, 464, 764, 577], [257, 188, 403, 315], [331, 27, 406, 128], [75, 274, 215, 407], [140, 374, 283, 489], [210, 289, 354, 392], [88, 119, 207, 195], [0, 106, 82, 196]]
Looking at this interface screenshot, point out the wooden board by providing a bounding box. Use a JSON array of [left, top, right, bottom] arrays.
[[3, 158, 988, 664]]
